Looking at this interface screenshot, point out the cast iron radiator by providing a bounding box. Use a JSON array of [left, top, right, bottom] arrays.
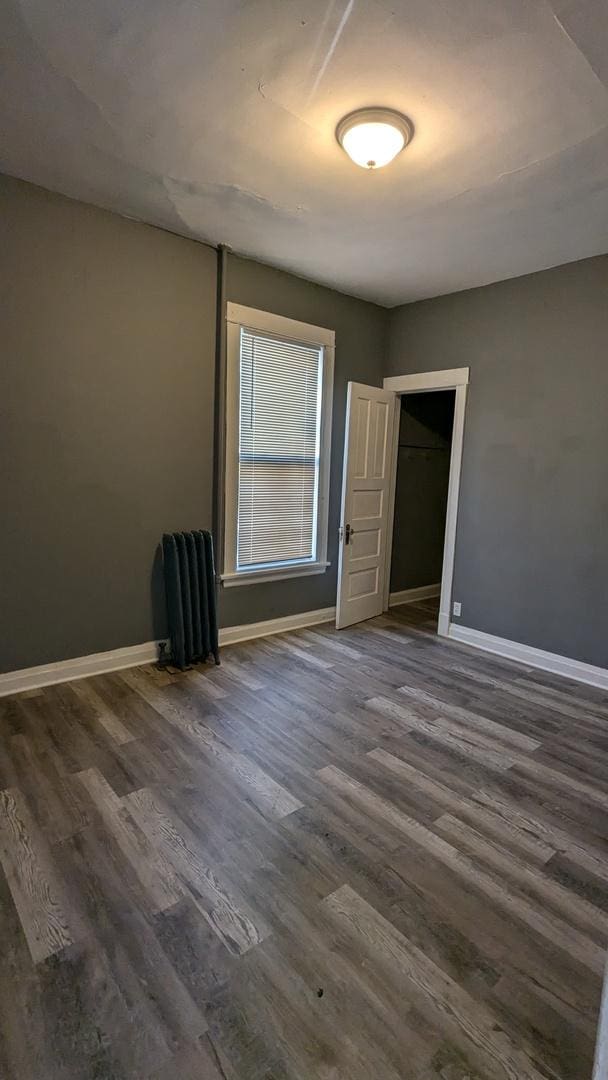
[[161, 530, 220, 669]]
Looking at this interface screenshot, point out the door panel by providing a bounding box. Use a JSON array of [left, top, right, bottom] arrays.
[[336, 383, 396, 629]]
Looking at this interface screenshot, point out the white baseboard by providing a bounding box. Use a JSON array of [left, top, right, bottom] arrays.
[[5, 610, 604, 698], [448, 623, 608, 691], [0, 608, 337, 697], [0, 641, 163, 698], [389, 584, 441, 607], [219, 607, 335, 646]]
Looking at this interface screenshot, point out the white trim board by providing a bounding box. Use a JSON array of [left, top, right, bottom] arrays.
[[389, 584, 441, 607], [381, 368, 470, 640], [225, 302, 335, 348], [593, 958, 608, 1080], [0, 608, 337, 697], [219, 607, 335, 646], [449, 623, 608, 691], [0, 641, 163, 698], [384, 367, 469, 394]]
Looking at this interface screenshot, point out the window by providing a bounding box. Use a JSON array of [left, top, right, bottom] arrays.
[[223, 304, 334, 586]]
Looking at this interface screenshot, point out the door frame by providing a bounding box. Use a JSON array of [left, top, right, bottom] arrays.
[[382, 367, 470, 637]]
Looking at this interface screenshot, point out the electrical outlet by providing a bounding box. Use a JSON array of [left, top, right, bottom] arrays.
[[452, 601, 462, 617]]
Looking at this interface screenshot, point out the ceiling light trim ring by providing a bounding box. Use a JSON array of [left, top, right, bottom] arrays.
[[336, 107, 414, 169]]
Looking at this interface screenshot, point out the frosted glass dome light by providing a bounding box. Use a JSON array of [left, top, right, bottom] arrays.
[[336, 108, 413, 169]]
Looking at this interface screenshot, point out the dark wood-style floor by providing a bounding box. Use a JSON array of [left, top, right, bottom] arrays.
[[1, 600, 607, 1080]]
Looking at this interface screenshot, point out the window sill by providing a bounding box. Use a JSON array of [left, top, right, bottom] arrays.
[[221, 561, 330, 588]]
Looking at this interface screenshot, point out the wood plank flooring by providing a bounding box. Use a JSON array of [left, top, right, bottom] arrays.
[[1, 599, 607, 1079]]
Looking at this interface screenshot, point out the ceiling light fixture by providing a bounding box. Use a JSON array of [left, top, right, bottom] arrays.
[[336, 107, 413, 169]]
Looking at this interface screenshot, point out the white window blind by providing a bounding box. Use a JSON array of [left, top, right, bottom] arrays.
[[237, 328, 323, 570]]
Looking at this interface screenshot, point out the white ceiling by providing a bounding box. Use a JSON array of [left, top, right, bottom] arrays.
[[2, 0, 608, 306]]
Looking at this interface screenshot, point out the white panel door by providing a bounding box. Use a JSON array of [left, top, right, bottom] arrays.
[[336, 382, 396, 629]]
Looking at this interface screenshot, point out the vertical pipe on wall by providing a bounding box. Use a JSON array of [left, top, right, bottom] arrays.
[[213, 244, 229, 578]]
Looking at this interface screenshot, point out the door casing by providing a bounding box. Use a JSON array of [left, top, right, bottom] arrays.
[[382, 367, 469, 637]]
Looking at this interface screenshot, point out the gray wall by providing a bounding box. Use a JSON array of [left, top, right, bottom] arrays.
[[390, 391, 453, 594], [222, 253, 387, 628], [387, 257, 608, 668], [0, 175, 217, 672], [4, 173, 606, 673], [0, 176, 387, 671]]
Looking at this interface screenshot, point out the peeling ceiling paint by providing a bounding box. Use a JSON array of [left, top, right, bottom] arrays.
[[2, 0, 608, 305]]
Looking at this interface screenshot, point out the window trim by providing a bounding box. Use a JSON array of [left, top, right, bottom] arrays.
[[222, 303, 335, 587]]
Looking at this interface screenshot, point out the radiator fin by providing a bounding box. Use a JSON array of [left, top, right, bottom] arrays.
[[162, 530, 219, 669]]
